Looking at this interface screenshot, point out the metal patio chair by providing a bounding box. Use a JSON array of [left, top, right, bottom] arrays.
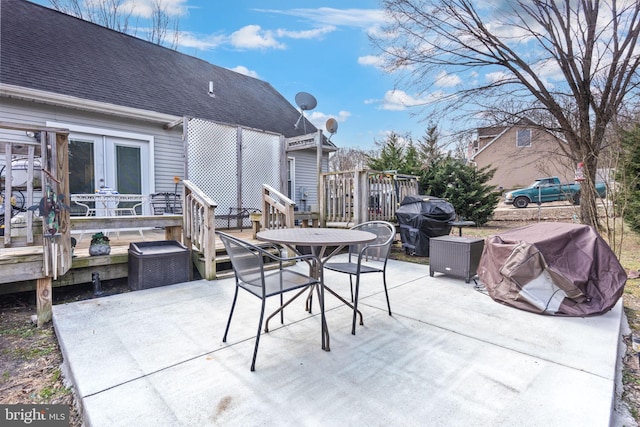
[[323, 221, 396, 335], [217, 231, 326, 371]]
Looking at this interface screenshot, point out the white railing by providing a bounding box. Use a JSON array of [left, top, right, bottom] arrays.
[[260, 184, 295, 229], [321, 170, 420, 225], [183, 179, 217, 280]]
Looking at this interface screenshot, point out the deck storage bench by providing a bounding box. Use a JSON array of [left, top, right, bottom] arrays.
[[429, 236, 485, 283], [128, 240, 191, 290]]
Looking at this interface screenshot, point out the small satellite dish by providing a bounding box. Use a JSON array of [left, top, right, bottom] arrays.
[[295, 92, 317, 111], [294, 92, 317, 132], [325, 118, 338, 141]]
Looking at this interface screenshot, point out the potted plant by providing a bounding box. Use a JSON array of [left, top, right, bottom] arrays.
[[89, 232, 111, 256]]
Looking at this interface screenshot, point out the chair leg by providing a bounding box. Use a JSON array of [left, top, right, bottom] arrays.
[[251, 299, 267, 371], [383, 272, 392, 316], [315, 282, 330, 351], [349, 275, 354, 302], [352, 275, 361, 335], [305, 287, 314, 313], [279, 294, 284, 325], [223, 286, 239, 343]]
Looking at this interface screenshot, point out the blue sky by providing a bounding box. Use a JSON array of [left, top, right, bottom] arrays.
[[33, 0, 436, 150]]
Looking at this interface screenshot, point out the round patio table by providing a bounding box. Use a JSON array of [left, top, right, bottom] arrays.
[[257, 227, 376, 350]]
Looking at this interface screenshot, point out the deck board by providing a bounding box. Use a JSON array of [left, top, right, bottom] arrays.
[[0, 228, 260, 294]]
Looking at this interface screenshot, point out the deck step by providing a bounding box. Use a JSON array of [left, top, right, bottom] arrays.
[[192, 242, 284, 280]]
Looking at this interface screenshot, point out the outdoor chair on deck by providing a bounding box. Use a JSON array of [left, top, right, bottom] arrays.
[[150, 192, 182, 215], [217, 231, 326, 371], [324, 221, 395, 335]]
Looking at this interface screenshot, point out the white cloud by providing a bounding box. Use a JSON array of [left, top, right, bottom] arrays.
[[435, 70, 461, 88], [380, 90, 425, 110], [257, 8, 388, 29], [122, 0, 188, 18], [485, 71, 512, 84], [367, 89, 450, 111], [175, 31, 225, 50], [358, 55, 385, 68], [230, 25, 285, 50], [308, 110, 351, 130], [276, 26, 335, 40], [229, 66, 259, 78]]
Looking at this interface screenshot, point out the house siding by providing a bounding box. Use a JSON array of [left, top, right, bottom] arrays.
[[290, 150, 328, 212], [0, 98, 183, 194], [473, 126, 575, 190]]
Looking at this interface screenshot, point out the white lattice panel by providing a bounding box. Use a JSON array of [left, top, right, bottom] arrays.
[[187, 118, 238, 211], [241, 129, 280, 210], [187, 119, 282, 229]]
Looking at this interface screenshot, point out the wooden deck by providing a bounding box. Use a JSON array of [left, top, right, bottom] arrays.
[[0, 227, 257, 295]]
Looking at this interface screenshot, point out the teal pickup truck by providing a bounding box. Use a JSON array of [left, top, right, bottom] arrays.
[[504, 177, 607, 208]]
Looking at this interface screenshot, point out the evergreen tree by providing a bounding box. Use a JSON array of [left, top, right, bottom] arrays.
[[617, 126, 640, 232], [367, 132, 407, 172], [417, 124, 443, 167], [403, 140, 422, 176], [420, 157, 499, 225]]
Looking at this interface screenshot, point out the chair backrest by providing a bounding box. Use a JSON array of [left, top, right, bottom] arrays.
[[216, 232, 266, 288], [349, 221, 396, 261], [150, 192, 182, 215]]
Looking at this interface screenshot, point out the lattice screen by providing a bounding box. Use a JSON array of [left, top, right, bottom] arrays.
[[241, 129, 280, 210], [186, 118, 281, 229]]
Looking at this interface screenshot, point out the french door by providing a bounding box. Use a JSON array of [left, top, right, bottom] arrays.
[[68, 134, 149, 195], [65, 138, 150, 219]]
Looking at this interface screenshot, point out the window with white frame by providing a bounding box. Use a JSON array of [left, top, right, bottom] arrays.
[[516, 129, 532, 147]]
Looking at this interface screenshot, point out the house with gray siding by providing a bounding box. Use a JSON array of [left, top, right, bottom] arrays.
[[0, 0, 335, 215]]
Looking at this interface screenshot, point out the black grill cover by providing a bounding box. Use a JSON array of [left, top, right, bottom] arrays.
[[395, 196, 456, 256]]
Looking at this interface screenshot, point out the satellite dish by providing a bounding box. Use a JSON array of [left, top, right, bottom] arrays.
[[295, 92, 317, 111], [325, 118, 338, 141], [294, 92, 317, 132]]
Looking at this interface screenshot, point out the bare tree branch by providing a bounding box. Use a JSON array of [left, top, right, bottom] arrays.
[[374, 0, 640, 227]]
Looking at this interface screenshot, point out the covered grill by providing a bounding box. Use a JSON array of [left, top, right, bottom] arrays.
[[395, 196, 456, 256]]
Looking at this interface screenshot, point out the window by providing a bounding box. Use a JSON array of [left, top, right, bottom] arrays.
[[516, 129, 532, 147], [47, 121, 153, 214]]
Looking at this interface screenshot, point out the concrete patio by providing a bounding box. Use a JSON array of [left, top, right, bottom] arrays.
[[52, 257, 628, 426]]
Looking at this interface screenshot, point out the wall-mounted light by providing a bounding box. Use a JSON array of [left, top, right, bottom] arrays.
[[208, 81, 216, 98], [25, 131, 41, 141]]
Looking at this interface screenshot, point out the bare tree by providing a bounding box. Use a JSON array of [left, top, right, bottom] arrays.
[[48, 0, 181, 48], [328, 147, 374, 172], [147, 0, 170, 45], [374, 0, 640, 228]]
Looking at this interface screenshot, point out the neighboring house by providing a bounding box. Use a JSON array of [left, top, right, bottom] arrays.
[[469, 120, 575, 191], [0, 0, 335, 216]]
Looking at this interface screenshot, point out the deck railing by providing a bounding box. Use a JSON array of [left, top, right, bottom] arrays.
[[183, 179, 217, 280], [321, 170, 420, 225], [260, 184, 295, 229]]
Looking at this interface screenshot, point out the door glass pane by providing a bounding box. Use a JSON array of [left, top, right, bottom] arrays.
[[69, 139, 95, 193], [116, 145, 141, 194]]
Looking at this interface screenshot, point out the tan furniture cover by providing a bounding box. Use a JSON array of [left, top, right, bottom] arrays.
[[478, 223, 626, 316]]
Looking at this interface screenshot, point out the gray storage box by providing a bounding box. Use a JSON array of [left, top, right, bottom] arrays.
[[429, 236, 485, 283], [128, 240, 191, 290]]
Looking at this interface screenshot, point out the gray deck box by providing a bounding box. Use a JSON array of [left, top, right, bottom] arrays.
[[429, 236, 485, 283], [128, 240, 191, 290]]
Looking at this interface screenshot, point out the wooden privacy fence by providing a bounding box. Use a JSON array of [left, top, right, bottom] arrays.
[[321, 170, 419, 225]]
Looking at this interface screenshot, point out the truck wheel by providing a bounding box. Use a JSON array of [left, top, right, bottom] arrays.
[[513, 196, 529, 208], [572, 192, 580, 205]]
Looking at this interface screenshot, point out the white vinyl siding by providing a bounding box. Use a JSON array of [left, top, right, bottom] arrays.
[[289, 150, 328, 211], [1, 98, 183, 194]]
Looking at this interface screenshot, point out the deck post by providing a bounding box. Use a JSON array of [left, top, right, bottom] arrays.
[[36, 277, 52, 327]]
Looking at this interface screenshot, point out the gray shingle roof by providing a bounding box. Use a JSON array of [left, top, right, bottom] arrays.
[[1, 0, 317, 138]]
